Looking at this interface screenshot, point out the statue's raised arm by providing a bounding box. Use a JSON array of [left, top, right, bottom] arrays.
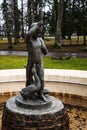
[[28, 21, 43, 36]]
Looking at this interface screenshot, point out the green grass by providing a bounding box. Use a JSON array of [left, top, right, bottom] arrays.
[[0, 56, 87, 70], [44, 57, 87, 70], [0, 56, 27, 69]]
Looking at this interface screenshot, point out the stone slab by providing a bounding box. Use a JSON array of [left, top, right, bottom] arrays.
[[0, 69, 87, 84]]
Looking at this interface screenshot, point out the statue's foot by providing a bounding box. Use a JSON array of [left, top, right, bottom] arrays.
[[43, 89, 49, 95], [38, 93, 47, 102], [20, 91, 28, 100]]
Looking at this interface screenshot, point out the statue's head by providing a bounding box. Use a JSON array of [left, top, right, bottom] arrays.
[[30, 22, 43, 38]]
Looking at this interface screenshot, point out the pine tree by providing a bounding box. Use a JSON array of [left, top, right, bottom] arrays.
[[2, 0, 13, 48]]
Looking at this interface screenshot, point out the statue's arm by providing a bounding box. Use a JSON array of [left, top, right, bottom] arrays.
[[28, 21, 43, 36], [40, 39, 48, 55], [28, 24, 38, 36]]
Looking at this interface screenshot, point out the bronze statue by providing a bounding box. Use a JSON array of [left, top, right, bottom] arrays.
[[23, 20, 48, 101]]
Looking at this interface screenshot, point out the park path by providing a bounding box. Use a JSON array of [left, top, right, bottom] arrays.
[[0, 51, 87, 58]]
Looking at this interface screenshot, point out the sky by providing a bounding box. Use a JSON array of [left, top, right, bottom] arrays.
[[0, 0, 4, 25], [0, 0, 27, 5], [0, 0, 49, 26], [0, 0, 27, 10], [0, 0, 3, 4], [0, 0, 27, 25]]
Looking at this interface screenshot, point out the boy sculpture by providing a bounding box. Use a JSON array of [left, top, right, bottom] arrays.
[[25, 20, 48, 101]]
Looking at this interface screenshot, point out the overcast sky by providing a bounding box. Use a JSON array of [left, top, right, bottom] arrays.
[[0, 0, 49, 25], [0, 0, 27, 8], [0, 0, 3, 4], [0, 0, 27, 25]]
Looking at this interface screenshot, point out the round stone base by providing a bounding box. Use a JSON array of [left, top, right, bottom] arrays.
[[15, 94, 53, 109], [2, 96, 69, 130]]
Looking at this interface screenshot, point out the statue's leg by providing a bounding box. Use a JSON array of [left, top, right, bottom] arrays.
[[26, 64, 33, 87], [38, 80, 47, 102], [37, 64, 47, 102]]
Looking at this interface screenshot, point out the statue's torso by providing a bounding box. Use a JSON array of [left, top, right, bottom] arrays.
[[28, 38, 43, 64]]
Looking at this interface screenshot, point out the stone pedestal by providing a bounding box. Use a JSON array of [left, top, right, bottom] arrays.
[[2, 95, 69, 130]]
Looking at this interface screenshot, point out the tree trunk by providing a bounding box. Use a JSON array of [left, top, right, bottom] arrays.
[[83, 34, 86, 45], [55, 0, 63, 48], [21, 0, 24, 38], [13, 0, 19, 45], [2, 0, 13, 48], [27, 0, 34, 29], [7, 31, 12, 48], [68, 33, 72, 45], [6, 20, 13, 48], [77, 35, 79, 45]]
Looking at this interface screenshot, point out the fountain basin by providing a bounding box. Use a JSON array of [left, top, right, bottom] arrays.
[[0, 69, 87, 107], [0, 69, 87, 129]]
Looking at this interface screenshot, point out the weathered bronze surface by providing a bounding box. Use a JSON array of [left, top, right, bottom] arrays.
[[16, 94, 52, 109], [23, 20, 48, 102]]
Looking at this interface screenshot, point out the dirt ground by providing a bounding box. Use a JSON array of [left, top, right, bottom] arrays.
[[0, 38, 87, 53]]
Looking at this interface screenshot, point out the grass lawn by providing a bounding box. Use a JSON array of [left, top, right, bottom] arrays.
[[0, 56, 87, 70], [0, 36, 87, 71]]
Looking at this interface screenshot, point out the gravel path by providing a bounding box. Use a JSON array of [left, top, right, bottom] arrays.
[[0, 51, 87, 58]]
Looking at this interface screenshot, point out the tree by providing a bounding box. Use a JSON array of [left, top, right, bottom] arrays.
[[49, 0, 57, 35], [21, 0, 24, 38], [81, 0, 87, 45], [13, 0, 20, 44], [27, 0, 34, 29], [55, 0, 63, 47], [2, 0, 13, 48]]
